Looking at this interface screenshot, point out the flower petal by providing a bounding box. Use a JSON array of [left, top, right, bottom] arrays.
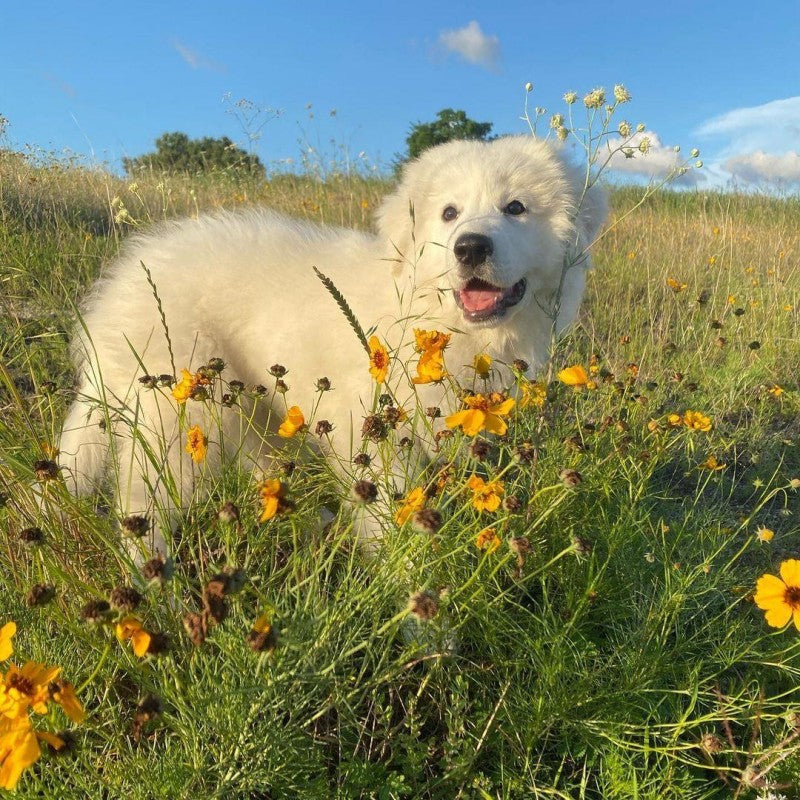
[[754, 574, 788, 609], [764, 602, 793, 629], [780, 559, 800, 588]]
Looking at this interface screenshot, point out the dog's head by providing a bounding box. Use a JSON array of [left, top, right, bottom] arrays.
[[377, 136, 607, 330]]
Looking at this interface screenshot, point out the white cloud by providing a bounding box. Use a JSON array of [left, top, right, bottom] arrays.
[[438, 21, 500, 71], [173, 40, 226, 73], [603, 131, 701, 185], [722, 150, 800, 185]]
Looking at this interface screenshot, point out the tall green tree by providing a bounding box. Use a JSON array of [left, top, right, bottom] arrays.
[[123, 132, 265, 177], [404, 109, 493, 161]]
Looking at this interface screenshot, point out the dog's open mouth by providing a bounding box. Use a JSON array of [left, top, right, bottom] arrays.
[[455, 278, 527, 322]]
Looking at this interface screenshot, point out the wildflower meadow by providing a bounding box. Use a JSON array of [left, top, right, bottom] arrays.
[[1, 91, 800, 798]]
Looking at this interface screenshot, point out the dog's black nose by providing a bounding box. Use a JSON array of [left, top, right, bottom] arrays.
[[453, 233, 493, 269]]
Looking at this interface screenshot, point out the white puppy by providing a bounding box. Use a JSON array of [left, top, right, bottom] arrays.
[[58, 136, 606, 556]]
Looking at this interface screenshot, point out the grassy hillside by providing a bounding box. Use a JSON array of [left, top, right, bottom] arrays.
[[0, 152, 799, 798]]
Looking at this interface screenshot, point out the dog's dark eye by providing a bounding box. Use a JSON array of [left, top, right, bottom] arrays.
[[442, 205, 459, 222], [504, 200, 526, 216]]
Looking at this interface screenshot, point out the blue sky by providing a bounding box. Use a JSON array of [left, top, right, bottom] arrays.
[[2, 0, 799, 188]]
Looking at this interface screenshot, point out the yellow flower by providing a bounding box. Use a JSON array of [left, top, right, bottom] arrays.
[[413, 329, 451, 353], [171, 369, 211, 404], [727, 294, 736, 305], [185, 425, 208, 463], [667, 413, 683, 428], [708, 255, 717, 266], [769, 385, 784, 397], [445, 393, 515, 436], [683, 410, 712, 432], [519, 381, 546, 409], [754, 560, 800, 629], [666, 277, 687, 292], [277, 406, 305, 438], [473, 354, 492, 378], [2, 662, 60, 718], [0, 623, 15, 662], [51, 681, 84, 724], [712, 226, 721, 236], [253, 613, 272, 634], [115, 618, 152, 658], [259, 479, 287, 522], [557, 364, 589, 387], [756, 527, 775, 543], [466, 475, 504, 513], [0, 716, 40, 791], [698, 455, 726, 471], [394, 487, 426, 525], [368, 336, 389, 384], [412, 349, 446, 384], [475, 527, 501, 553]]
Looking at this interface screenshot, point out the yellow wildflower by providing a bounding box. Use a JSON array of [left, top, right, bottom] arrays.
[[277, 406, 305, 438], [473, 354, 492, 378], [115, 617, 152, 658], [51, 681, 85, 724], [171, 369, 211, 404], [475, 527, 501, 553], [557, 364, 589, 387], [666, 277, 687, 292], [769, 385, 784, 397], [0, 623, 15, 662], [756, 527, 775, 543], [0, 716, 40, 791], [683, 410, 712, 432], [754, 560, 800, 630], [185, 425, 208, 463], [412, 349, 446, 384], [368, 336, 389, 384], [259, 479, 287, 522], [466, 475, 504, 512], [667, 413, 683, 428], [394, 487, 426, 525], [519, 380, 546, 409], [445, 393, 515, 436], [698, 455, 725, 471], [413, 329, 451, 352]]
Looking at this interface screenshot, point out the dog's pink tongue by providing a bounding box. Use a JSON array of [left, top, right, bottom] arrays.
[[460, 287, 501, 312]]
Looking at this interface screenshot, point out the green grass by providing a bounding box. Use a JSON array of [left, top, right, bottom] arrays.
[[1, 152, 799, 799]]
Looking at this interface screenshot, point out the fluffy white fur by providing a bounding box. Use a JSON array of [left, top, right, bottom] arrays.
[[59, 136, 606, 556]]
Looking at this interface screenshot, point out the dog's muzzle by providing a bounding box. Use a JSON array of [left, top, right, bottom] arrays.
[[455, 277, 527, 323]]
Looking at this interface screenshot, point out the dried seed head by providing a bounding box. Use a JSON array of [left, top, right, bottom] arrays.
[[109, 586, 143, 613], [280, 460, 296, 477], [407, 590, 439, 621], [512, 358, 529, 373], [206, 357, 225, 373], [351, 480, 378, 504], [378, 394, 393, 407], [504, 495, 523, 513], [217, 502, 240, 524], [138, 374, 158, 389], [145, 631, 169, 656], [361, 414, 388, 442], [19, 526, 44, 544], [142, 556, 172, 583], [247, 624, 278, 653], [315, 376, 331, 391], [228, 379, 244, 393], [274, 379, 288, 394], [33, 459, 59, 481], [269, 364, 287, 378], [383, 406, 404, 427], [699, 732, 724, 754], [411, 508, 443, 535], [426, 406, 441, 419], [81, 599, 111, 624], [571, 535, 593, 556], [122, 515, 150, 538], [560, 469, 583, 488], [353, 452, 371, 467], [514, 442, 535, 464], [315, 420, 334, 436], [205, 574, 231, 599], [26, 583, 55, 607], [509, 536, 531, 557], [470, 440, 491, 460], [183, 612, 207, 646]]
